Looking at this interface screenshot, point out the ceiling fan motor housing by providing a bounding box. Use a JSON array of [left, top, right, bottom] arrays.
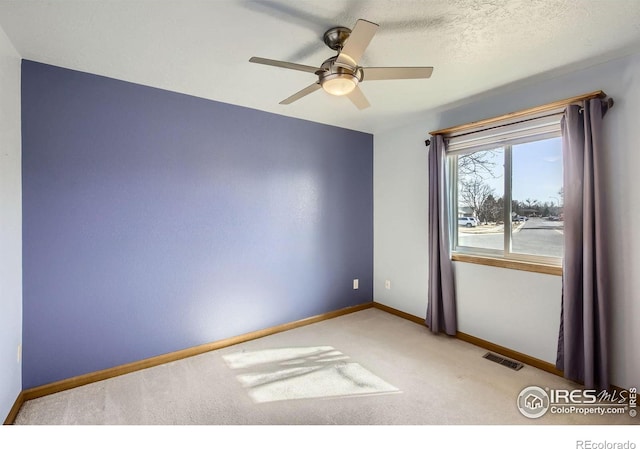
[[318, 56, 362, 95]]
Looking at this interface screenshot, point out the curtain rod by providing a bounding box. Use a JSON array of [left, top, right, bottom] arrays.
[[427, 90, 609, 142]]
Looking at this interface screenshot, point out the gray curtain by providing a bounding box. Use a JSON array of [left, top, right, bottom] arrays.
[[426, 134, 457, 335], [556, 99, 610, 391]]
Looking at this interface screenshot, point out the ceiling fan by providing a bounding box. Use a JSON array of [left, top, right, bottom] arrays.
[[249, 19, 434, 110]]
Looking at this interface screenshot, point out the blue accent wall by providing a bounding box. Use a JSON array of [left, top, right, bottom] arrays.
[[21, 60, 373, 389]]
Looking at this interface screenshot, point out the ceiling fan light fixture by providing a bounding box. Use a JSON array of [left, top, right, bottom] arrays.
[[321, 73, 358, 96]]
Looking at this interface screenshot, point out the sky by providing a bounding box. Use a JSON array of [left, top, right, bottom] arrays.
[[470, 136, 563, 208], [512, 137, 563, 207]]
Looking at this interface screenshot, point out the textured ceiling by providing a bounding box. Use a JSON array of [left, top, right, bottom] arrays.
[[1, 0, 640, 133]]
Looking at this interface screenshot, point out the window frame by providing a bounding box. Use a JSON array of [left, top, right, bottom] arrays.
[[446, 118, 564, 269]]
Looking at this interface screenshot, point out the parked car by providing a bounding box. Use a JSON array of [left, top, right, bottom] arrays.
[[512, 215, 528, 222], [458, 217, 477, 227]]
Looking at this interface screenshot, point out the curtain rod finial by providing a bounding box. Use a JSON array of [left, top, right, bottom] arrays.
[[601, 97, 614, 116]]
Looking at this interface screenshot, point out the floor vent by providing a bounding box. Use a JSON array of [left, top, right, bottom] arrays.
[[483, 352, 524, 371]]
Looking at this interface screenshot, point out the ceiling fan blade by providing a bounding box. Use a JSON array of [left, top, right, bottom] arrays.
[[280, 83, 322, 105], [249, 57, 321, 74], [336, 19, 379, 67], [362, 67, 434, 81], [346, 86, 370, 110]]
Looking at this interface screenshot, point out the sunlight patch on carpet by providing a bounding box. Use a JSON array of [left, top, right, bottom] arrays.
[[222, 346, 400, 403]]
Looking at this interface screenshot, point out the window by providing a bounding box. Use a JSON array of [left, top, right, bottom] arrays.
[[447, 114, 563, 266]]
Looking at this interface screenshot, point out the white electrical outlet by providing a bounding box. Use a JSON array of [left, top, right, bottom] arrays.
[[385, 280, 391, 289], [353, 279, 359, 289], [17, 344, 22, 364]]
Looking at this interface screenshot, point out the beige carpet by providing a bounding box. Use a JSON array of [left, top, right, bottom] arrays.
[[12, 308, 638, 430]]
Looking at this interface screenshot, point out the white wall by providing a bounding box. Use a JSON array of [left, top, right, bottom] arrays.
[[374, 51, 640, 390], [454, 263, 562, 362], [0, 25, 22, 421], [374, 127, 430, 319]]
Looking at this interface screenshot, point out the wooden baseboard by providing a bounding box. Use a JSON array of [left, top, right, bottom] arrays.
[[19, 302, 373, 405], [372, 301, 563, 376], [372, 302, 425, 325], [3, 391, 25, 425], [454, 331, 563, 376]]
